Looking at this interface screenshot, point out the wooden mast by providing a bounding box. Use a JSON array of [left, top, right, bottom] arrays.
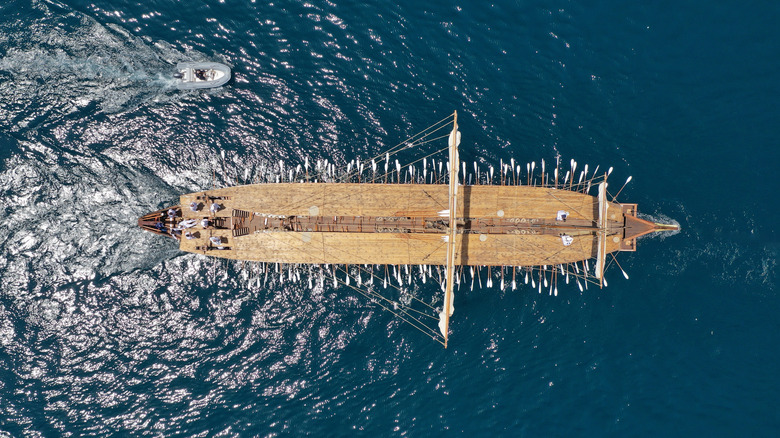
[[441, 111, 460, 347]]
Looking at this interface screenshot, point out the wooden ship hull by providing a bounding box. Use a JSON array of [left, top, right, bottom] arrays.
[[139, 183, 665, 267], [138, 112, 678, 346]]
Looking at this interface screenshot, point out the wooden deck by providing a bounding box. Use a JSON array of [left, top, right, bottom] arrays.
[[173, 183, 626, 267], [179, 183, 612, 220]]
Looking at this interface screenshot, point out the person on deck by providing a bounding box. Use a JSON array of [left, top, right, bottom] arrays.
[[201, 218, 210, 229], [210, 203, 222, 214], [190, 201, 198, 212], [209, 236, 224, 250], [179, 219, 197, 228]]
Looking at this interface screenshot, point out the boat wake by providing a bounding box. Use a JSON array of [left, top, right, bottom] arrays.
[[0, 2, 209, 119], [637, 212, 681, 240], [0, 46, 177, 111]]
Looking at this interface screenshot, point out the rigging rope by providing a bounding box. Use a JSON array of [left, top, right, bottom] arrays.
[[249, 224, 446, 339], [336, 113, 455, 183]]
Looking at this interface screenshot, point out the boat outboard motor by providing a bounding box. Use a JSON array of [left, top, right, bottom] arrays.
[[173, 72, 184, 79]]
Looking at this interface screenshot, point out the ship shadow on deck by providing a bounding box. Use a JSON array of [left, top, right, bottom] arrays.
[[589, 200, 599, 260], [459, 186, 473, 264]]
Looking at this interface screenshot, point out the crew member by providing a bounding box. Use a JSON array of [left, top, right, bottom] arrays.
[[209, 236, 225, 249]]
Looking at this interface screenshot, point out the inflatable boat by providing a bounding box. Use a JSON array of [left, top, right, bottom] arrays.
[[173, 62, 231, 89]]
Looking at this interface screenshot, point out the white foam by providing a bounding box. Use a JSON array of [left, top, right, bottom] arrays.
[[637, 212, 681, 240]]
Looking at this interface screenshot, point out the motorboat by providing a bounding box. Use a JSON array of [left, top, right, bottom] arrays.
[[173, 62, 231, 89]]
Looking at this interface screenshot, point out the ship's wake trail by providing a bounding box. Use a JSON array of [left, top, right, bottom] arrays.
[[0, 138, 184, 298], [0, 139, 340, 434]]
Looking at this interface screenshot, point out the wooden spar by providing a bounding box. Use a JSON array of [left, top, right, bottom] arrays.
[[595, 175, 608, 287], [441, 111, 459, 348]]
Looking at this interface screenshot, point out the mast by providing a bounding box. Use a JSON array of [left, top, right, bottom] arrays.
[[440, 111, 460, 347]]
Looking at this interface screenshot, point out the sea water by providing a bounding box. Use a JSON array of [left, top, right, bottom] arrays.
[[0, 0, 777, 436]]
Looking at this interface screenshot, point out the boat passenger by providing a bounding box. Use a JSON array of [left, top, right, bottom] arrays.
[[190, 201, 199, 212], [179, 219, 197, 228], [195, 69, 207, 80], [209, 236, 225, 249]]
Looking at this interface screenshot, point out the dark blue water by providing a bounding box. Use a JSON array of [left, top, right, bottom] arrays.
[[0, 0, 777, 436]]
